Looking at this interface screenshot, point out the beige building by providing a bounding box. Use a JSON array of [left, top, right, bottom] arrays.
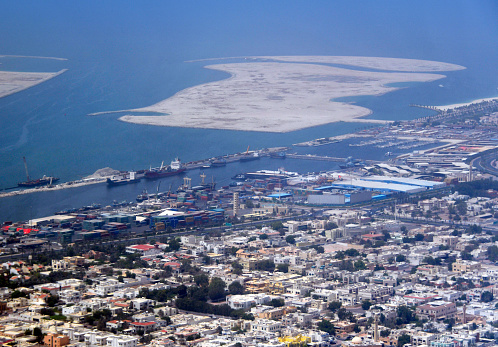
[[416, 301, 457, 321], [452, 259, 481, 273]]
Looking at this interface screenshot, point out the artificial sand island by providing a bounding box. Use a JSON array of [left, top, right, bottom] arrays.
[[0, 69, 67, 99], [95, 56, 466, 133]]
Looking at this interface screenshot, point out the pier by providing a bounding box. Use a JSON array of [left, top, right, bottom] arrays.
[[286, 154, 381, 164]]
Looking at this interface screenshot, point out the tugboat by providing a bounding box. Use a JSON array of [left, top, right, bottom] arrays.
[[18, 157, 59, 187], [145, 158, 186, 179], [136, 189, 149, 202]]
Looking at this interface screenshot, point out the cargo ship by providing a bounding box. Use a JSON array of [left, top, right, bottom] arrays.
[[145, 158, 186, 179], [18, 175, 59, 187], [18, 157, 59, 187], [107, 171, 141, 186]]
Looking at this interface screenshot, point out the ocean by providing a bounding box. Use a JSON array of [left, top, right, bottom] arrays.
[[0, 0, 497, 222]]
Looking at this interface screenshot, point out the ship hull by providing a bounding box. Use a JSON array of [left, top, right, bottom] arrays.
[[106, 177, 141, 186], [18, 177, 59, 187], [144, 167, 186, 179]]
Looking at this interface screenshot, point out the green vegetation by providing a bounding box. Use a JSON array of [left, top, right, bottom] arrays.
[[228, 281, 244, 295], [208, 277, 226, 302], [317, 319, 335, 335]]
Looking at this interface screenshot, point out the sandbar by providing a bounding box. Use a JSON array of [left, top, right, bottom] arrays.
[[100, 56, 466, 133], [432, 97, 498, 111], [0, 69, 67, 99]]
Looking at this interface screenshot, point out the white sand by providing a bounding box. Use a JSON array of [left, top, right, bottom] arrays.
[[432, 97, 498, 111], [0, 69, 67, 98], [190, 55, 465, 72], [99, 56, 465, 133]]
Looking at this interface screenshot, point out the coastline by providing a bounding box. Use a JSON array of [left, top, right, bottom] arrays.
[[432, 97, 498, 111]]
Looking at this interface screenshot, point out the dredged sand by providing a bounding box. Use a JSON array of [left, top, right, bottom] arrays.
[[0, 69, 67, 98], [103, 56, 466, 133]]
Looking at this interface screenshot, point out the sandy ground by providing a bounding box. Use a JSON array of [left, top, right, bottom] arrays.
[[0, 69, 67, 98], [247, 56, 466, 72], [96, 56, 465, 133], [432, 97, 498, 111]]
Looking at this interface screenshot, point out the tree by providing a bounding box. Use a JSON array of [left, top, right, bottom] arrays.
[[286, 235, 296, 244], [194, 274, 209, 287], [45, 295, 59, 307], [380, 329, 390, 337], [167, 238, 181, 251], [277, 263, 289, 273], [488, 245, 498, 262], [337, 308, 353, 321], [481, 291, 494, 303], [361, 300, 372, 310], [325, 222, 338, 230], [397, 334, 410, 347], [231, 261, 243, 275], [317, 319, 335, 335], [395, 254, 406, 262], [33, 327, 44, 344], [354, 259, 366, 271], [344, 248, 360, 257], [455, 201, 467, 215], [271, 221, 284, 231], [328, 301, 342, 312], [259, 233, 268, 240], [208, 277, 226, 302], [228, 281, 244, 295], [396, 305, 415, 325], [255, 259, 275, 271], [269, 298, 285, 307]]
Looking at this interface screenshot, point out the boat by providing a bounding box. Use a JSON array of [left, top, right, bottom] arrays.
[[232, 173, 247, 181], [18, 175, 60, 187], [210, 158, 227, 167], [136, 189, 149, 202], [144, 158, 186, 179], [239, 152, 260, 161], [244, 168, 299, 180], [270, 152, 286, 159], [106, 171, 141, 186], [18, 157, 59, 187]]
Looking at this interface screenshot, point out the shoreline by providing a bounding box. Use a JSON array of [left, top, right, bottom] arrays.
[[432, 96, 498, 111]]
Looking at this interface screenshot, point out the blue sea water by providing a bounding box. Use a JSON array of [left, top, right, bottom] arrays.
[[0, 0, 498, 222]]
